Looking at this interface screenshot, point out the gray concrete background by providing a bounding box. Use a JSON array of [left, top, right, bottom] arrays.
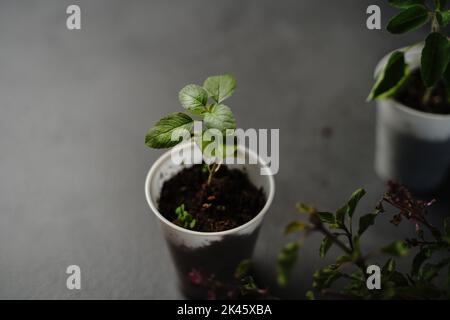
[[0, 0, 448, 299]]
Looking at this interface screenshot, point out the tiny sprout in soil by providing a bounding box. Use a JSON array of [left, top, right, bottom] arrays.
[[175, 204, 196, 229]]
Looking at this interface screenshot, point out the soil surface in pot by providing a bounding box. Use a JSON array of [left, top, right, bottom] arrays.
[[395, 69, 450, 115], [158, 164, 266, 232]]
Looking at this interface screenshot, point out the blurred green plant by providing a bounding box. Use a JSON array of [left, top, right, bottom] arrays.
[[368, 0, 450, 107], [278, 181, 450, 299]]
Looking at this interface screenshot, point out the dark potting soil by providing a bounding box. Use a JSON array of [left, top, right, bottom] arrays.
[[158, 165, 266, 232], [395, 69, 450, 115]]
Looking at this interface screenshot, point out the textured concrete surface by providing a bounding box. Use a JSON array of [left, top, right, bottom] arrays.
[[0, 0, 448, 299]]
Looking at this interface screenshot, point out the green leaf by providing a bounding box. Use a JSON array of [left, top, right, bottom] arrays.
[[420, 258, 450, 281], [347, 188, 366, 218], [335, 205, 347, 228], [174, 204, 196, 229], [234, 259, 252, 279], [358, 213, 377, 236], [312, 264, 342, 290], [382, 258, 398, 284], [240, 276, 262, 294], [178, 84, 208, 115], [368, 51, 410, 100], [334, 189, 366, 229], [203, 74, 236, 103], [284, 221, 306, 235], [328, 223, 341, 230], [386, 5, 430, 34], [411, 248, 432, 276], [382, 258, 396, 275], [336, 255, 352, 265], [175, 204, 184, 216], [381, 240, 409, 256], [203, 104, 236, 132], [305, 290, 315, 300], [421, 32, 450, 87], [342, 272, 366, 298], [421, 263, 440, 281], [388, 0, 424, 8], [277, 242, 300, 286], [436, 10, 450, 26], [319, 236, 333, 258], [317, 212, 335, 224], [296, 203, 315, 214], [145, 113, 193, 149]]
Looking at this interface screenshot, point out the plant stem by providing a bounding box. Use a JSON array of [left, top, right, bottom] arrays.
[[343, 224, 354, 251], [207, 164, 215, 185], [431, 12, 440, 33], [422, 86, 434, 108], [317, 224, 368, 278], [317, 225, 352, 255], [416, 216, 442, 242], [207, 163, 221, 185]]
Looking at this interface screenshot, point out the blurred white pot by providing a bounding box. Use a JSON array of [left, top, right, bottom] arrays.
[[374, 45, 450, 192]]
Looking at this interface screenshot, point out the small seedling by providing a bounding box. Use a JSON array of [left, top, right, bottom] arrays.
[[175, 204, 196, 229], [368, 0, 450, 108], [145, 74, 238, 184]]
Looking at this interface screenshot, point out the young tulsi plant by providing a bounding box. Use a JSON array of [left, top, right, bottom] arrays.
[[278, 182, 450, 299], [175, 204, 196, 229], [368, 0, 450, 108], [145, 74, 237, 184]]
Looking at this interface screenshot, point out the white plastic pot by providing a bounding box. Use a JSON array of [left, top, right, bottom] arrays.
[[374, 45, 450, 193], [145, 142, 275, 298]]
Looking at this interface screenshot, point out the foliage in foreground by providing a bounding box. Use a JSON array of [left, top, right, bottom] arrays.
[[278, 181, 450, 299], [188, 260, 272, 300]]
